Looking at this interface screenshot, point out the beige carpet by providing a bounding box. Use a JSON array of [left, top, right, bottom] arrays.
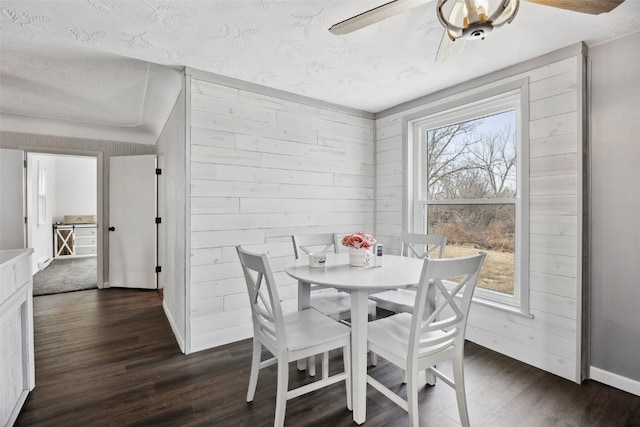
[[33, 257, 97, 296]]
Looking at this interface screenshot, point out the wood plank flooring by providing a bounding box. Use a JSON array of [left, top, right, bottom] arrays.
[[15, 289, 640, 426]]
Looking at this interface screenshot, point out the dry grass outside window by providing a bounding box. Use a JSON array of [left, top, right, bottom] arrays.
[[445, 244, 514, 294]]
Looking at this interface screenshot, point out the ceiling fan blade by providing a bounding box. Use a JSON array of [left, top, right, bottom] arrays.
[[329, 0, 435, 35], [435, 31, 466, 64], [524, 0, 625, 15], [435, 1, 465, 64]]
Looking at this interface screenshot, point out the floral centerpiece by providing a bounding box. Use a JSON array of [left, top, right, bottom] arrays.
[[341, 232, 376, 267]]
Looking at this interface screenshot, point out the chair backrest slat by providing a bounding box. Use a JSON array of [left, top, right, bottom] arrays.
[[237, 246, 286, 350], [292, 233, 339, 259], [408, 252, 486, 360], [401, 232, 447, 259]]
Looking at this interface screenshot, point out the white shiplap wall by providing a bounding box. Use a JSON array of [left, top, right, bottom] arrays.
[[374, 53, 584, 382], [187, 77, 374, 352]]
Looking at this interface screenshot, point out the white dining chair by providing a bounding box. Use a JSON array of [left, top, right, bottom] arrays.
[[292, 233, 378, 323], [370, 232, 447, 314], [236, 246, 352, 427], [366, 251, 486, 427], [292, 233, 378, 369]]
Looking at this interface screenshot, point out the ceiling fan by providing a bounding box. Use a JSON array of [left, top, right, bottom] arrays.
[[329, 0, 625, 61]]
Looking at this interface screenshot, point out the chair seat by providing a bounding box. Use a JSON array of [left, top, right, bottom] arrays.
[[369, 289, 416, 314], [311, 291, 376, 319], [368, 312, 449, 364], [284, 308, 351, 352]]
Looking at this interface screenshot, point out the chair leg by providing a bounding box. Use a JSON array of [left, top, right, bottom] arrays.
[[343, 344, 352, 411], [246, 339, 262, 402], [308, 355, 316, 377], [425, 368, 436, 386], [322, 351, 329, 379], [275, 358, 289, 427], [452, 356, 470, 427], [369, 309, 377, 366], [406, 370, 420, 427]]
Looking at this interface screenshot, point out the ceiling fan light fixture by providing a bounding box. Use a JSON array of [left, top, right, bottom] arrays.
[[437, 0, 520, 41]]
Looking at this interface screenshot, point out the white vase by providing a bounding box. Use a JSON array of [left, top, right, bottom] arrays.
[[349, 247, 372, 267]]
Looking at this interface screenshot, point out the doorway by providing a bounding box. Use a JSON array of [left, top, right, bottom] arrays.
[[27, 152, 99, 296]]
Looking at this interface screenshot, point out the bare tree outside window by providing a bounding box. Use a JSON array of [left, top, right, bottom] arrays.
[[424, 111, 517, 294]]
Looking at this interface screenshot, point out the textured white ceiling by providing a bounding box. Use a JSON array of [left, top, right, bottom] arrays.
[[1, 0, 640, 141]]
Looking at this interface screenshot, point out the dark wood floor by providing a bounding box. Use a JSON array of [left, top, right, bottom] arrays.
[[15, 289, 640, 426]]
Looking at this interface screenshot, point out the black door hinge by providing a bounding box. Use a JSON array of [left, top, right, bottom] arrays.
[[155, 266, 162, 273], [155, 217, 162, 224], [156, 168, 162, 175]]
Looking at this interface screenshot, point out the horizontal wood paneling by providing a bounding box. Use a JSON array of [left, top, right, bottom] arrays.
[[191, 110, 318, 145], [191, 212, 317, 232], [467, 307, 576, 360], [529, 271, 577, 298], [190, 127, 236, 148], [239, 198, 372, 214], [530, 174, 577, 196], [530, 91, 578, 121], [530, 153, 577, 177], [468, 325, 576, 380], [375, 55, 583, 381], [530, 112, 578, 140], [530, 132, 578, 158], [188, 79, 374, 351], [530, 196, 578, 216], [529, 70, 578, 102], [530, 234, 577, 257], [190, 197, 239, 214]]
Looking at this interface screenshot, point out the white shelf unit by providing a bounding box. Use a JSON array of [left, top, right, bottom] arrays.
[[54, 224, 97, 259]]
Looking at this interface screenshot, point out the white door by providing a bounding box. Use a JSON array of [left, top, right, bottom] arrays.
[[109, 155, 157, 289]]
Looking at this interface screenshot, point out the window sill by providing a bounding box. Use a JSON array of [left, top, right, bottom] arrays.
[[443, 280, 533, 319]]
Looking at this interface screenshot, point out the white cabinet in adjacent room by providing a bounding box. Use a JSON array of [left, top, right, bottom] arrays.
[[54, 224, 97, 259]]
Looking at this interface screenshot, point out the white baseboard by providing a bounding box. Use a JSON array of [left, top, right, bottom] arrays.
[[163, 300, 186, 354], [38, 258, 52, 271], [590, 366, 640, 396]]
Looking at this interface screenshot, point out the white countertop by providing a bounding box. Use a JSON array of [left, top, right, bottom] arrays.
[[0, 249, 34, 268]]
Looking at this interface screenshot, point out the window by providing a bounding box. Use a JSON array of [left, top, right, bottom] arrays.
[[409, 87, 529, 312]]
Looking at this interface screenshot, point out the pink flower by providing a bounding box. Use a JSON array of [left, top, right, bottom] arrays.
[[341, 232, 376, 249]]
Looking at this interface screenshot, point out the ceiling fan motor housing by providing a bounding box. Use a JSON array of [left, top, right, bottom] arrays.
[[462, 21, 494, 39], [438, 0, 520, 41]]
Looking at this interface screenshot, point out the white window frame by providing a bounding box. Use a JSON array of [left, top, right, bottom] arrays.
[[406, 81, 530, 315]]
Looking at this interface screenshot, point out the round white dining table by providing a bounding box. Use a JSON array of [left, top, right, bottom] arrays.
[[285, 253, 425, 425]]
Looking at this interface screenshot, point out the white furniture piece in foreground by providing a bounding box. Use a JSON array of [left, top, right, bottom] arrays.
[[237, 246, 352, 427], [0, 249, 35, 427], [366, 252, 486, 427], [370, 233, 447, 314], [285, 253, 425, 425]]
